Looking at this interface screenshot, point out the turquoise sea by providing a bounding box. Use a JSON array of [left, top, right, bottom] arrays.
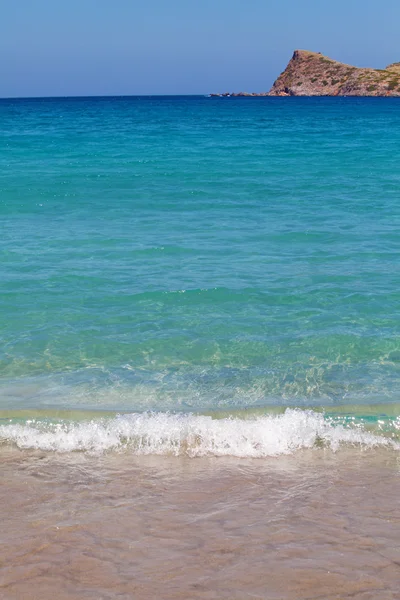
[[1, 96, 400, 455]]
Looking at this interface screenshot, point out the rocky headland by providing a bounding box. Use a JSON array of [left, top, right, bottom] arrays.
[[211, 50, 400, 97]]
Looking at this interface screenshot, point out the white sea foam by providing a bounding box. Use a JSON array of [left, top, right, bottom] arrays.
[[0, 410, 398, 456]]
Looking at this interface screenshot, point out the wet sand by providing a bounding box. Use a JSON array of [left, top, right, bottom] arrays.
[[1, 448, 400, 599]]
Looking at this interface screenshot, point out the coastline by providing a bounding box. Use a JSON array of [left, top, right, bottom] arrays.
[[2, 95, 400, 599]]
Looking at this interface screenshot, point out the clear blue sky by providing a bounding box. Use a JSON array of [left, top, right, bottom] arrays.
[[1, 0, 399, 97]]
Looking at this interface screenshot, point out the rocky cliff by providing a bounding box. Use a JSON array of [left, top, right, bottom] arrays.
[[268, 50, 400, 96]]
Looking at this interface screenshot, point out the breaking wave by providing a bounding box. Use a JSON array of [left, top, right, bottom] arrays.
[[1, 409, 399, 456]]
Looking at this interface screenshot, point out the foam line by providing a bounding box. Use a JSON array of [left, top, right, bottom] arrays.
[[1, 409, 398, 456]]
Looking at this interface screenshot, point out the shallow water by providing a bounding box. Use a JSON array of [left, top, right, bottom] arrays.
[[2, 96, 400, 418], [1, 448, 400, 599]]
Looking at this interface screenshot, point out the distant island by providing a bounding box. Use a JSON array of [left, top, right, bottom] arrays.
[[211, 50, 400, 97]]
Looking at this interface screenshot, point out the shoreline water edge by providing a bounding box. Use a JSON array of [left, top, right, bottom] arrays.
[[1, 95, 400, 598]]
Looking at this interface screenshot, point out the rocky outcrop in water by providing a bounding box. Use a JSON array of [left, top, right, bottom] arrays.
[[268, 50, 400, 96], [211, 51, 400, 97]]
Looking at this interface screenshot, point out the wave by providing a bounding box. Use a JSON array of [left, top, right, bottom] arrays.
[[0, 409, 398, 456]]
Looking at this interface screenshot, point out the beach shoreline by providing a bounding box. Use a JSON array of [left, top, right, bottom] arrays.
[[2, 95, 400, 599], [1, 447, 399, 599]]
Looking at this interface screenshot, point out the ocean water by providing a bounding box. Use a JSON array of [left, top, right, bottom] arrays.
[[2, 96, 400, 599], [1, 96, 400, 454]]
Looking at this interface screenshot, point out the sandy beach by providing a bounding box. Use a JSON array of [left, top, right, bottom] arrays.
[[1, 447, 399, 599]]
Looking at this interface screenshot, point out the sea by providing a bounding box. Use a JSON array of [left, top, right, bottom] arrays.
[[1, 96, 400, 599]]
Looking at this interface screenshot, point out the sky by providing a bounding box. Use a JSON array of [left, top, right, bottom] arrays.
[[1, 0, 399, 97]]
